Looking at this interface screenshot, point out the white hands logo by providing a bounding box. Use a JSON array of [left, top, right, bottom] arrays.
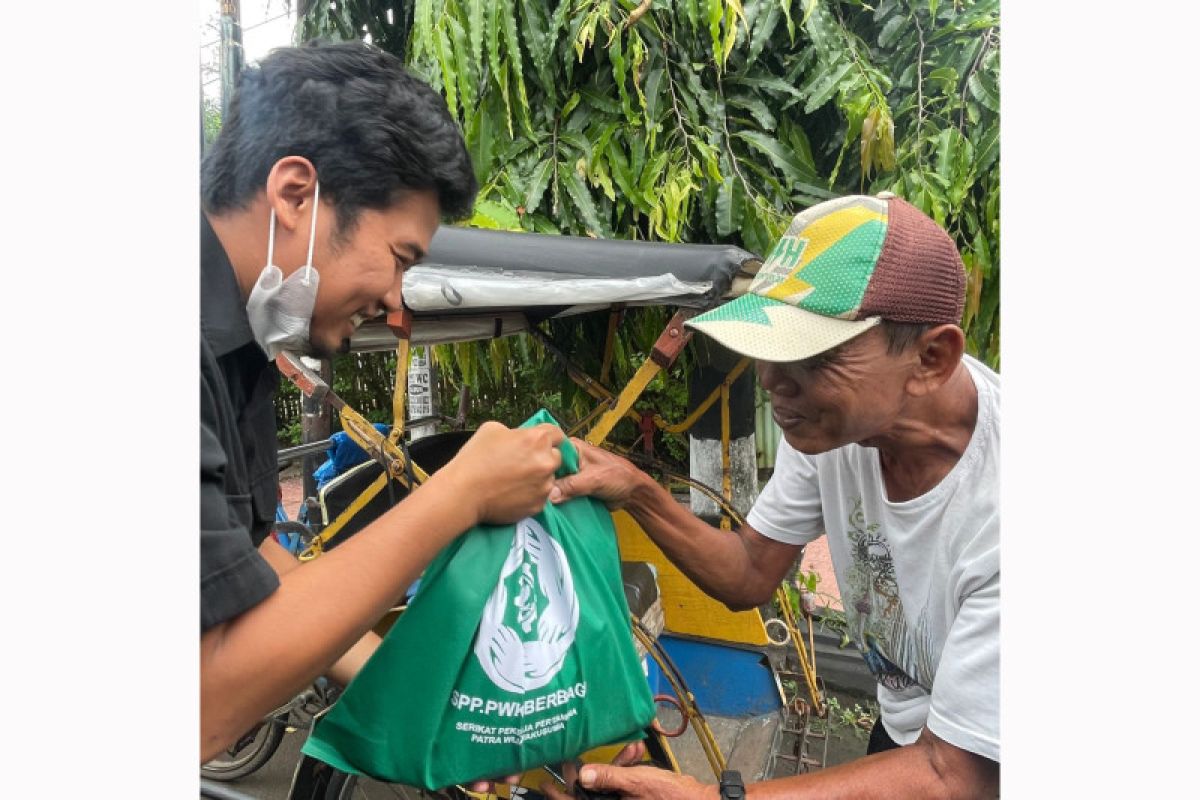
[[474, 518, 579, 693]]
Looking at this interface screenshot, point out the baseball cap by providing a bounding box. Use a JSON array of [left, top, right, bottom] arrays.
[[686, 193, 966, 362]]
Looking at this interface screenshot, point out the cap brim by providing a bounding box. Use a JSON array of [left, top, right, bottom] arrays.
[[686, 293, 880, 363]]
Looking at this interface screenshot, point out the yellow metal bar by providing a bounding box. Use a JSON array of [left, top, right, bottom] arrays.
[[633, 621, 726, 779], [566, 399, 612, 439], [776, 587, 825, 717], [654, 357, 751, 435], [340, 405, 430, 484], [389, 338, 411, 444], [298, 471, 391, 560], [585, 357, 663, 446]]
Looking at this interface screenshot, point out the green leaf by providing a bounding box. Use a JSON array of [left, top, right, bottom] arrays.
[[644, 67, 664, 122], [607, 140, 638, 204], [589, 122, 620, 168], [726, 75, 806, 104], [927, 66, 958, 88], [708, 0, 725, 67], [733, 130, 803, 182], [496, 64, 513, 138], [609, 30, 634, 121], [558, 129, 593, 161], [518, 0, 550, 75], [470, 198, 522, 230], [745, 1, 780, 66], [465, 100, 495, 186], [561, 167, 604, 234], [590, 159, 617, 202], [468, 0, 484, 66], [433, 27, 458, 120], [579, 86, 622, 115], [561, 91, 581, 120], [878, 14, 906, 48], [716, 176, 736, 236], [972, 124, 1000, 175], [727, 93, 777, 130], [447, 15, 476, 117], [968, 72, 1000, 113], [500, 0, 532, 135], [524, 158, 555, 213], [638, 151, 671, 196], [486, 0, 502, 85], [802, 61, 854, 114]]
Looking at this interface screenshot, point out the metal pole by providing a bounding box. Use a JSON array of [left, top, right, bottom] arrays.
[[218, 0, 244, 123], [301, 357, 333, 509]]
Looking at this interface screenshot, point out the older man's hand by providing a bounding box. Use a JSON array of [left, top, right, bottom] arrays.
[[539, 742, 718, 800], [548, 439, 649, 510]]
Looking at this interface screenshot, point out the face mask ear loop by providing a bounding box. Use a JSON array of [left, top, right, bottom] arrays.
[[266, 207, 277, 269], [301, 181, 320, 287]]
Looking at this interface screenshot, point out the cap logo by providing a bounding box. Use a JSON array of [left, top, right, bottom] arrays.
[[750, 203, 887, 318], [749, 235, 814, 304]]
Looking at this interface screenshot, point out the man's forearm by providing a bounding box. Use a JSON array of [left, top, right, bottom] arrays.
[[200, 470, 475, 762], [621, 473, 774, 610], [741, 732, 998, 800]]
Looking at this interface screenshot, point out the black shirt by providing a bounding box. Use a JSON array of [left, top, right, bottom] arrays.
[[200, 214, 282, 632]]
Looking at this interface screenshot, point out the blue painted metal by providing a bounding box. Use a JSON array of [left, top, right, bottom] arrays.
[[654, 634, 781, 717]]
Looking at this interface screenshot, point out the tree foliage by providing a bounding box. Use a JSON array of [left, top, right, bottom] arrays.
[[283, 0, 1000, 452]]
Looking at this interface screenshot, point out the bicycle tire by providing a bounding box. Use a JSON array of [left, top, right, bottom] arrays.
[[201, 713, 288, 782]]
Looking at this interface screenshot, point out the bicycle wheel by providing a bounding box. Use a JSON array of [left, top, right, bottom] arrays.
[[201, 712, 288, 782], [325, 771, 471, 800]]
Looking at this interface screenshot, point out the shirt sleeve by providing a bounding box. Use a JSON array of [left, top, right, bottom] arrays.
[[746, 439, 825, 546], [200, 357, 279, 632], [924, 512, 1000, 762]]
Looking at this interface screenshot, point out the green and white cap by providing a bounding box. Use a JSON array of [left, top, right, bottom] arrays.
[[687, 194, 966, 362]]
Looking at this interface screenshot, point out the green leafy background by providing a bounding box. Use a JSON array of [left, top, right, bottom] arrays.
[[276, 0, 1000, 460]]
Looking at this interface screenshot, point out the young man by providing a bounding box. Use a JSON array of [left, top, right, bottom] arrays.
[[547, 194, 999, 798], [200, 41, 565, 765]]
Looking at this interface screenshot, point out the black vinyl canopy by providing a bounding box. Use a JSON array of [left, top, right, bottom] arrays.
[[348, 225, 763, 351]]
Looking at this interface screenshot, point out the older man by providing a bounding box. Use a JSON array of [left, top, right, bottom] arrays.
[[547, 194, 999, 799]]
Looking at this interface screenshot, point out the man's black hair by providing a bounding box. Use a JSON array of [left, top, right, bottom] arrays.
[[201, 40, 477, 233]]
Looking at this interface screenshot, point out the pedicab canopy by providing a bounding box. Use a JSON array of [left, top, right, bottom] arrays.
[[348, 225, 762, 351]]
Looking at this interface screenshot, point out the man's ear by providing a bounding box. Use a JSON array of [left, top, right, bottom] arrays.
[[264, 156, 319, 233], [905, 324, 965, 397]]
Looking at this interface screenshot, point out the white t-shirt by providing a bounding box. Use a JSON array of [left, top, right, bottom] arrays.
[[748, 355, 999, 762]]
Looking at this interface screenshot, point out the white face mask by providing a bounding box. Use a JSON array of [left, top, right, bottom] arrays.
[[246, 182, 322, 359]]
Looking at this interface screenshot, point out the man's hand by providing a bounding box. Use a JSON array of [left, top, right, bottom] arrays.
[[463, 773, 522, 794], [437, 421, 565, 526], [539, 742, 719, 800], [549, 438, 648, 510]]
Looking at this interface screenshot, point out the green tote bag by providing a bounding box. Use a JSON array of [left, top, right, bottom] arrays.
[[302, 410, 655, 789]]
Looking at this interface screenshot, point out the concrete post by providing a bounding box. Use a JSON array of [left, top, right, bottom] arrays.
[[687, 339, 758, 522]]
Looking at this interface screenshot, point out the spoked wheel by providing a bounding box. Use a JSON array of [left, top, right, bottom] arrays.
[[201, 712, 288, 781], [324, 772, 470, 800]]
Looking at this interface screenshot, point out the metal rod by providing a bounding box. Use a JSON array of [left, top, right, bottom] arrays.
[[277, 439, 334, 464]]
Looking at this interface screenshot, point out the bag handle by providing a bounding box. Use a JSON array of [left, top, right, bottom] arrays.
[[520, 408, 579, 477]]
